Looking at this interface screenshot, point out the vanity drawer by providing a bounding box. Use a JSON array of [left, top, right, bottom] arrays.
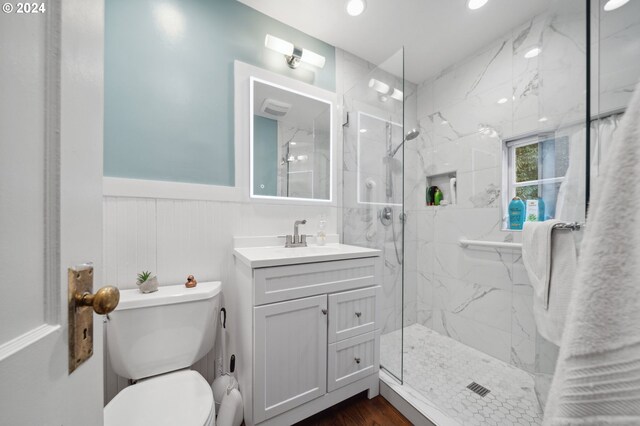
[[328, 286, 378, 343], [253, 257, 377, 305], [327, 331, 379, 392]]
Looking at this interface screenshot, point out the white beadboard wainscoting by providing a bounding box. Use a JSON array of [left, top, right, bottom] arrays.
[[102, 196, 339, 404]]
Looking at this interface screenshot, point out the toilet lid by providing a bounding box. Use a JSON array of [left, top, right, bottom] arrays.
[[104, 370, 214, 426]]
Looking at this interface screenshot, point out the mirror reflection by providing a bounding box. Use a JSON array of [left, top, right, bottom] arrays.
[[251, 79, 332, 201]]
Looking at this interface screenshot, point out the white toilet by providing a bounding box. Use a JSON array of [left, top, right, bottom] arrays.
[[104, 281, 222, 426]]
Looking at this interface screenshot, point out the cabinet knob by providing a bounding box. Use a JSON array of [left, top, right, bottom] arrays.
[[321, 309, 327, 315], [355, 311, 362, 318], [354, 357, 361, 364]]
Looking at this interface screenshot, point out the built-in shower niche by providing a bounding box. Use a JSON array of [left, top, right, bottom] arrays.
[[425, 171, 457, 206]]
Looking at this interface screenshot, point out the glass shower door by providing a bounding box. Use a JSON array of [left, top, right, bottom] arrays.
[[341, 48, 406, 382]]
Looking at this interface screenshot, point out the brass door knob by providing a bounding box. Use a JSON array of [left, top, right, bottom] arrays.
[[76, 286, 120, 315]]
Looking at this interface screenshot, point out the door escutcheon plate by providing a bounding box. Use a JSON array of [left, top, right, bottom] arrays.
[[68, 264, 94, 374]]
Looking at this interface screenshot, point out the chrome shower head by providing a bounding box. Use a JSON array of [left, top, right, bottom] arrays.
[[404, 128, 420, 141], [388, 128, 421, 158]]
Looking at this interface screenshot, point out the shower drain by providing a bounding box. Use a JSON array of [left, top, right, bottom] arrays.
[[467, 382, 491, 397]]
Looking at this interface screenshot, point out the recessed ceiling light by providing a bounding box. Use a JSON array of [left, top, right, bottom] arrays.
[[346, 0, 366, 16], [604, 0, 629, 11], [467, 0, 489, 10], [524, 47, 541, 59], [359, 129, 367, 133], [497, 97, 508, 104], [538, 117, 548, 122]]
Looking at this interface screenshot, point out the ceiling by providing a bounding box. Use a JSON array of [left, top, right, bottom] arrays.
[[237, 0, 554, 83]]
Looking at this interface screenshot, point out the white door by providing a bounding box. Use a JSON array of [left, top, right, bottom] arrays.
[[0, 0, 105, 425], [254, 295, 328, 423]]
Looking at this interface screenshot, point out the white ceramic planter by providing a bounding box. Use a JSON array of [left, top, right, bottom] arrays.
[[137, 276, 159, 293]]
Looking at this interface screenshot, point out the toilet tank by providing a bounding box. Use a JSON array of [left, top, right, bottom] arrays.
[[106, 281, 222, 380]]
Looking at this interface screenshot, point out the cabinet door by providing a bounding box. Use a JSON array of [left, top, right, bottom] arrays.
[[254, 295, 328, 423]]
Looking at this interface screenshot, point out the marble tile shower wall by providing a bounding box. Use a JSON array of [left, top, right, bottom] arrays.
[[406, 9, 588, 372], [337, 48, 419, 336]]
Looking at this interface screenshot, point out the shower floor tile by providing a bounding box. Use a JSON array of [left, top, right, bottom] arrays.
[[381, 324, 543, 426]]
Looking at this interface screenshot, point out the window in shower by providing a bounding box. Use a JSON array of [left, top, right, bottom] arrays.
[[503, 135, 570, 225]]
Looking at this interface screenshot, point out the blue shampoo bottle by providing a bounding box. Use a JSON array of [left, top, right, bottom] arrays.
[[509, 197, 526, 230]]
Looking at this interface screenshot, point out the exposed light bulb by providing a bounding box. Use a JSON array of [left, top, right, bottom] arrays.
[[524, 47, 541, 59], [346, 0, 366, 16], [467, 0, 489, 10], [604, 0, 629, 11]]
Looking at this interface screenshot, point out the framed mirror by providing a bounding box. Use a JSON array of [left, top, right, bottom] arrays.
[[250, 77, 333, 202]]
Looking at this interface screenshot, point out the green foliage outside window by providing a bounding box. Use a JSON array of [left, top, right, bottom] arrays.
[[515, 144, 539, 183]]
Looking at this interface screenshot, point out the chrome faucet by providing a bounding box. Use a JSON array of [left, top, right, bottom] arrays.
[[285, 219, 307, 248]]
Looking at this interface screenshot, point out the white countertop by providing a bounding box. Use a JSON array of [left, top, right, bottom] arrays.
[[233, 240, 381, 268]]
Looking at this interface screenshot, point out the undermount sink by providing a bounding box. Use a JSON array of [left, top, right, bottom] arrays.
[[233, 240, 380, 268]]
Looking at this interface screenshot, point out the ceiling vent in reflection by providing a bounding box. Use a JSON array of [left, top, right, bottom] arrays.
[[260, 98, 291, 118]]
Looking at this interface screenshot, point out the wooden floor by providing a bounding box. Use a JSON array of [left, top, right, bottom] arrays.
[[294, 392, 412, 426]]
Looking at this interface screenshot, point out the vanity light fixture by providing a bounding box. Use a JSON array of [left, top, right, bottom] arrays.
[[524, 47, 541, 59], [264, 34, 326, 69], [368, 78, 390, 95], [604, 0, 629, 11], [369, 78, 403, 102], [467, 0, 489, 10], [346, 0, 366, 16], [390, 88, 404, 101]]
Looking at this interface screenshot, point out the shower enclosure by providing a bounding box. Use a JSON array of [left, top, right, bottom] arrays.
[[342, 47, 409, 382], [342, 0, 639, 424]]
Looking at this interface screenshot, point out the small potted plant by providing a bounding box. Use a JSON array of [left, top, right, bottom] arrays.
[[137, 270, 158, 294]]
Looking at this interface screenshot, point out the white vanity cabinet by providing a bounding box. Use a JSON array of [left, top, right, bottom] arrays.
[[232, 243, 381, 426]]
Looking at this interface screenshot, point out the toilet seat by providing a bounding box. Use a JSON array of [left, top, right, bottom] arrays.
[[104, 370, 214, 426]]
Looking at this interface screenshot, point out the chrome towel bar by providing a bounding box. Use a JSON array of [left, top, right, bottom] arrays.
[[459, 222, 585, 250]]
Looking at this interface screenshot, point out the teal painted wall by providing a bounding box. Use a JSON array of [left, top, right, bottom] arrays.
[[252, 115, 278, 196], [104, 0, 336, 186]]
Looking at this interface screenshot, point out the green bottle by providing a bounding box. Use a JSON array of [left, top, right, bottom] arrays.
[[434, 188, 443, 206]]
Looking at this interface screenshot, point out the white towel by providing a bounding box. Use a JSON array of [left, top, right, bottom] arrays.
[[522, 220, 577, 345], [544, 81, 640, 425]]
